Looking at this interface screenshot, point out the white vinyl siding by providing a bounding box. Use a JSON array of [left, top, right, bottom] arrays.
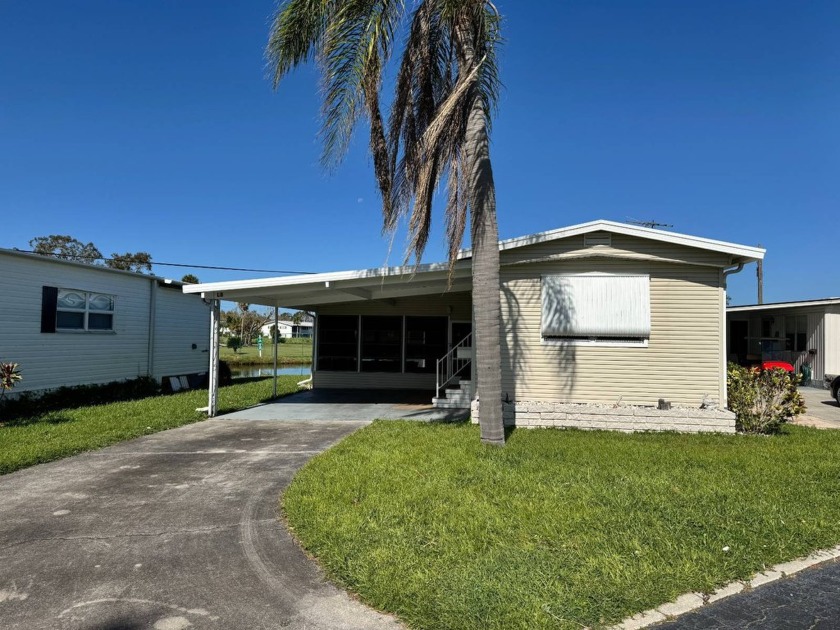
[[0, 251, 209, 394], [541, 274, 650, 341], [152, 286, 210, 379], [825, 312, 840, 378]]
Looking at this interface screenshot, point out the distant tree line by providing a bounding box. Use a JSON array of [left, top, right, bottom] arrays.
[[27, 234, 199, 282]]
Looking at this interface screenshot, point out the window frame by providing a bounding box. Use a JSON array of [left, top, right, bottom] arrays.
[[55, 288, 116, 333]]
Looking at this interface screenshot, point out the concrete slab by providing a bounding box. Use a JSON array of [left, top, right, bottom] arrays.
[[795, 388, 840, 429], [217, 388, 469, 423], [0, 420, 402, 630]]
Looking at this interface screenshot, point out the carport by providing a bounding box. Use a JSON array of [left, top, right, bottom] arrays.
[[182, 261, 473, 417]]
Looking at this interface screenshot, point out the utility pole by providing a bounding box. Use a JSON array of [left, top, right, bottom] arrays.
[[756, 258, 764, 304]]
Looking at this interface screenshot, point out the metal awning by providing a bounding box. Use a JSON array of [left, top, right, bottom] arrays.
[[182, 260, 473, 309]]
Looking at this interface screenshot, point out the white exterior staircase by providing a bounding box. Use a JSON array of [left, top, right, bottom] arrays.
[[433, 333, 473, 409]]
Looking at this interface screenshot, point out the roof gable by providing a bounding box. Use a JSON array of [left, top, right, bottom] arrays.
[[460, 219, 765, 263]]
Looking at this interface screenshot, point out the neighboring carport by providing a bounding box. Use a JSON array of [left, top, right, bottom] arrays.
[[182, 261, 473, 416]]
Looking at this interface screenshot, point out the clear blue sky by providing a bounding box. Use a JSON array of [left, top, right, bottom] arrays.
[[2, 1, 837, 305]]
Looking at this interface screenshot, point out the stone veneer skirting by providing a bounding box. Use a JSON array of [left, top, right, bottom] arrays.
[[470, 400, 737, 434]]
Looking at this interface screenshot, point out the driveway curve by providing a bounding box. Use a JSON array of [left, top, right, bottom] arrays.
[[0, 419, 401, 630]]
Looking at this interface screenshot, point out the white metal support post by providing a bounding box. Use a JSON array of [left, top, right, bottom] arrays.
[[272, 306, 279, 399], [208, 299, 221, 417]]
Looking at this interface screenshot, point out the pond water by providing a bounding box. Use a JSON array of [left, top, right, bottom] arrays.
[[231, 365, 312, 380]]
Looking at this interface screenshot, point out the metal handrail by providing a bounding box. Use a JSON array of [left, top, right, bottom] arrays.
[[436, 333, 473, 399]]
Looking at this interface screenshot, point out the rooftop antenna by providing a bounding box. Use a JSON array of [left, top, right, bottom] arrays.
[[626, 217, 674, 229]]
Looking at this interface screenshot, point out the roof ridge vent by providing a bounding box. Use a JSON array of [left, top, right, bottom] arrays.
[[584, 232, 612, 247]]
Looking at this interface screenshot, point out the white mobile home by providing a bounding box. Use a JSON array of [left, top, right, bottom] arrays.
[[0, 248, 210, 394], [259, 320, 314, 339], [185, 220, 763, 432], [727, 298, 840, 385]]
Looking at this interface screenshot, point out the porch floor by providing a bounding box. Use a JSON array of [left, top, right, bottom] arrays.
[[216, 388, 469, 423]]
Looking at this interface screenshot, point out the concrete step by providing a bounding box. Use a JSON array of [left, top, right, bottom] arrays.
[[432, 397, 470, 409]]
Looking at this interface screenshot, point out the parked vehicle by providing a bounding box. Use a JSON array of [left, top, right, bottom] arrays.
[[756, 360, 795, 373], [831, 376, 840, 406]]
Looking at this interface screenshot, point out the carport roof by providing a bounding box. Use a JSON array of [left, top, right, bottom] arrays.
[[182, 259, 472, 309], [183, 219, 764, 308]]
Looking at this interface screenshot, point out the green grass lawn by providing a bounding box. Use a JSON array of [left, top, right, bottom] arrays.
[[0, 376, 300, 475], [221, 339, 312, 365], [283, 421, 840, 629]]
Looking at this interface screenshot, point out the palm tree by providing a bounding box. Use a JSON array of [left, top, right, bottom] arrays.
[[267, 0, 505, 445]]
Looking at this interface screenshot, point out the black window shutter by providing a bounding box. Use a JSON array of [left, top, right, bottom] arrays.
[[41, 286, 58, 333]]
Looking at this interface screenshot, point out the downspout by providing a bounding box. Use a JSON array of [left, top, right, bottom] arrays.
[[147, 278, 157, 380], [720, 263, 745, 408]]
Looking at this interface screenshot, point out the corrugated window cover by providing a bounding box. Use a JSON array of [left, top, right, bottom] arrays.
[[542, 274, 650, 338]]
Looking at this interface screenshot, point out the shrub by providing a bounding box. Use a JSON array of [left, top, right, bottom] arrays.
[[0, 363, 22, 401], [226, 336, 243, 353], [727, 363, 805, 434]]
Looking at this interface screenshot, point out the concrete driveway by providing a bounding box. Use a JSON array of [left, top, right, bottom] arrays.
[[796, 387, 840, 429], [0, 419, 401, 630]]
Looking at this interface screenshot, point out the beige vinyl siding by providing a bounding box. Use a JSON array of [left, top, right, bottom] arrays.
[[500, 231, 735, 269], [0, 253, 153, 393], [313, 292, 471, 390], [152, 286, 210, 380], [500, 259, 723, 406]]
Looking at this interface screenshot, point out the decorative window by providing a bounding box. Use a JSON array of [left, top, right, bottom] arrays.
[[55, 289, 115, 331], [541, 274, 650, 345]]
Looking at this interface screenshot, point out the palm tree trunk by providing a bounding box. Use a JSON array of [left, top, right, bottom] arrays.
[[465, 98, 504, 445]]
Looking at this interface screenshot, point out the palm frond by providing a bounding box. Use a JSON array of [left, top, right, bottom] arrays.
[[266, 0, 337, 88], [268, 0, 502, 268], [318, 0, 403, 168]]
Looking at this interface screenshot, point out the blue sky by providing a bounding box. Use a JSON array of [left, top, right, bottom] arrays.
[[1, 1, 837, 305]]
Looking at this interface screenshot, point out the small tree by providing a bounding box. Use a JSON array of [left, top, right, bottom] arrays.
[[727, 363, 805, 434], [181, 274, 200, 284], [0, 362, 22, 402], [107, 251, 153, 273], [226, 337, 243, 354], [30, 235, 103, 264]]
